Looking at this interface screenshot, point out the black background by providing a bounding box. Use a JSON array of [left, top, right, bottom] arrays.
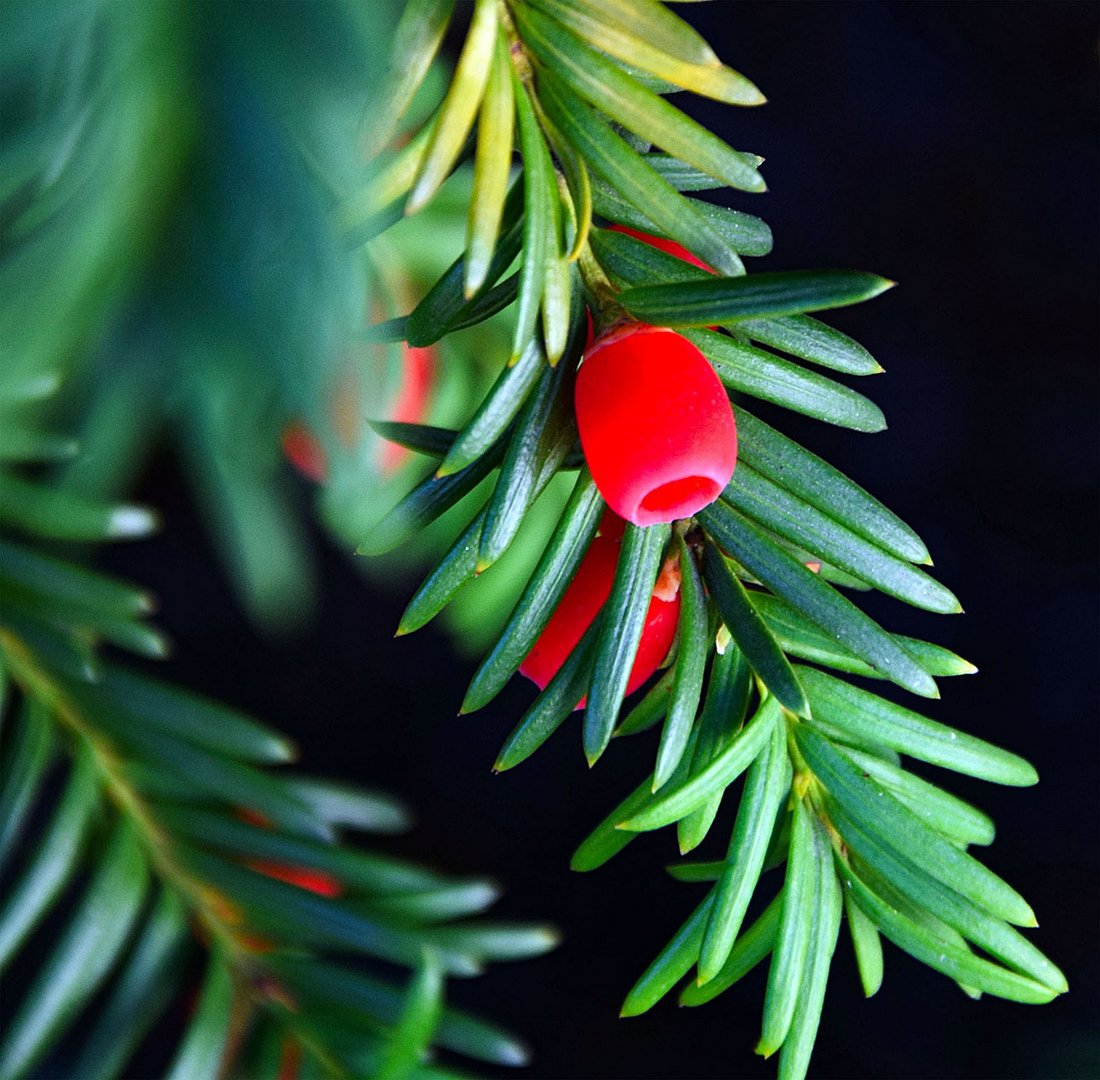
[[109, 3, 1098, 1078]]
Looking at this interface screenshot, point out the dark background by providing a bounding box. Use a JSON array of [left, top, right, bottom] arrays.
[[108, 3, 1098, 1078]]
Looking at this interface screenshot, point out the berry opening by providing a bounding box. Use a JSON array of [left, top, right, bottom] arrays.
[[637, 476, 722, 523]]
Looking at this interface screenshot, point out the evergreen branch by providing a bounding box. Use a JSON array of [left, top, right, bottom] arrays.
[[2, 0, 1069, 1076], [0, 619, 551, 1078], [368, 3, 1067, 1077], [0, 307, 550, 1079]]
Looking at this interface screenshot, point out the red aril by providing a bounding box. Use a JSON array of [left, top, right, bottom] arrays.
[[576, 324, 737, 526]]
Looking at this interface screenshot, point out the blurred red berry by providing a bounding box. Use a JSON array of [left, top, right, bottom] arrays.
[[380, 344, 436, 474], [236, 808, 343, 898], [282, 344, 436, 481], [576, 324, 737, 526], [246, 860, 343, 898], [519, 534, 680, 704], [281, 422, 328, 483]]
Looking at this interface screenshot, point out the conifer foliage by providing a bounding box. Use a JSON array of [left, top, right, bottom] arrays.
[[0, 326, 555, 1080], [1, 2, 554, 1077], [361, 2, 1067, 1077], [0, 0, 1069, 1078]]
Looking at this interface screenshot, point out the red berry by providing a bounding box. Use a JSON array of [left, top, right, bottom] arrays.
[[236, 808, 343, 898], [608, 224, 714, 274], [282, 344, 436, 480], [247, 859, 344, 898], [380, 344, 436, 474], [519, 534, 680, 704], [282, 421, 328, 482], [576, 324, 737, 526], [607, 226, 717, 330], [597, 507, 627, 542]]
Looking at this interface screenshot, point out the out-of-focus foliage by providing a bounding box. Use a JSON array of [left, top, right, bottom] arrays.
[[1, 3, 560, 1077], [0, 569, 552, 1078], [5, 0, 367, 626], [2, 0, 557, 644]]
